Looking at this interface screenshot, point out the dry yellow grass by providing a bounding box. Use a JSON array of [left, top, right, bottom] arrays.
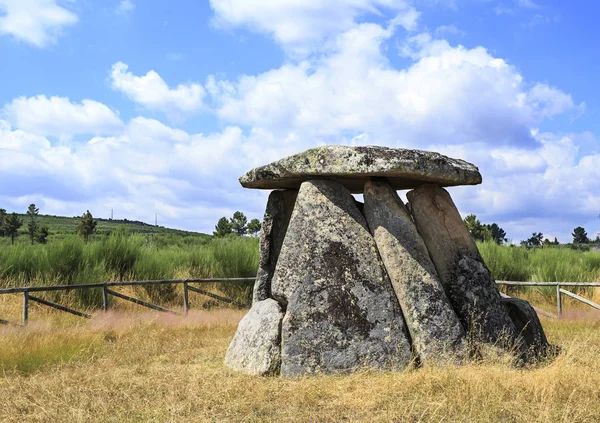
[[1, 306, 600, 423]]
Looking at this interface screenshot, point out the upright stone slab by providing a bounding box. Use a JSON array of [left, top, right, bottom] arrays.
[[502, 297, 551, 360], [363, 179, 466, 364], [224, 299, 284, 376], [272, 180, 412, 376], [406, 185, 518, 346], [253, 190, 298, 303]]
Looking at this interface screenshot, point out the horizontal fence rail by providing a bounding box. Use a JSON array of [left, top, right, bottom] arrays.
[[0, 278, 256, 326], [0, 278, 256, 295], [496, 280, 600, 318], [2, 278, 600, 326]]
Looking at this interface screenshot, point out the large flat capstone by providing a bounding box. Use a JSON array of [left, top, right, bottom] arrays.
[[239, 145, 482, 193], [271, 179, 412, 376]]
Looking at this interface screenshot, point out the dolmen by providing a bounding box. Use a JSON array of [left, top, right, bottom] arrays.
[[225, 145, 551, 377]]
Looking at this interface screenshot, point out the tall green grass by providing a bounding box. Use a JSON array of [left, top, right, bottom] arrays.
[[478, 241, 600, 282], [479, 241, 600, 297], [0, 233, 259, 309], [3, 235, 597, 310]]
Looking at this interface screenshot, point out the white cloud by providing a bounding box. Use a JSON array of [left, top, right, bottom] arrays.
[[2, 95, 124, 137], [115, 0, 134, 15], [0, 0, 78, 47], [435, 24, 464, 36], [205, 23, 591, 241], [110, 62, 206, 118], [0, 117, 263, 232], [209, 0, 419, 55], [211, 26, 582, 154], [516, 0, 540, 9], [0, 4, 595, 242], [493, 5, 515, 16]]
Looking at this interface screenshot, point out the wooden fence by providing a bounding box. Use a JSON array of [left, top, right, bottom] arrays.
[[1, 279, 599, 326], [0, 278, 255, 326], [497, 281, 600, 319]]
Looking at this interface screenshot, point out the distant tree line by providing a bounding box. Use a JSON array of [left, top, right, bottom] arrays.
[[462, 214, 600, 249], [213, 211, 261, 238], [0, 204, 98, 245], [0, 205, 49, 245], [463, 214, 507, 245]]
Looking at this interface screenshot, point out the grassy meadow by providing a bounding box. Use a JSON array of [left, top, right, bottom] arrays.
[[1, 229, 600, 313], [0, 231, 259, 316], [0, 310, 599, 422], [1, 228, 600, 421]]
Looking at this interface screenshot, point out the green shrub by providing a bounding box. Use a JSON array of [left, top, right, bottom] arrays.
[[89, 230, 143, 279], [46, 237, 85, 284]]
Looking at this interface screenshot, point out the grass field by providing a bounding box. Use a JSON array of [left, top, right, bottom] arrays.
[[0, 307, 599, 423], [0, 233, 259, 309], [1, 235, 600, 313], [1, 231, 600, 421]]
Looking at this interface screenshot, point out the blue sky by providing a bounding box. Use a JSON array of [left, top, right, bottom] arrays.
[[1, 0, 599, 243]]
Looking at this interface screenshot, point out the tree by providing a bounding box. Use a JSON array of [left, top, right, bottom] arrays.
[[487, 223, 507, 245], [525, 232, 544, 247], [463, 214, 491, 242], [26, 203, 39, 245], [5, 213, 22, 245], [572, 226, 589, 244], [554, 237, 560, 245], [229, 211, 248, 236], [0, 208, 6, 237], [213, 217, 233, 237], [37, 225, 49, 244], [247, 218, 262, 236], [77, 210, 97, 243]]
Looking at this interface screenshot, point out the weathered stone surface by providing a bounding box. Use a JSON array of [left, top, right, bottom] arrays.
[[272, 179, 412, 376], [224, 299, 284, 376], [363, 179, 466, 363], [253, 190, 298, 303], [407, 185, 518, 346], [240, 145, 482, 193], [502, 296, 551, 360]]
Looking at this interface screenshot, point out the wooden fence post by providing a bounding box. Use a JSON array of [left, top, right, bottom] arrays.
[[22, 290, 29, 325], [556, 284, 562, 318], [103, 285, 109, 313], [183, 281, 189, 315]]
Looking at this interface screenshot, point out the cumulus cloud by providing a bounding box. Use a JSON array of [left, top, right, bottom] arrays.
[[210, 26, 582, 155], [115, 0, 134, 15], [0, 0, 78, 47], [209, 0, 419, 55], [435, 24, 464, 36], [2, 95, 124, 138], [204, 22, 590, 241], [1, 3, 595, 242], [110, 62, 206, 118], [0, 117, 266, 231]]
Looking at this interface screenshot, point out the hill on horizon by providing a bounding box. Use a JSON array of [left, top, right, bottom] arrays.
[[3, 213, 210, 242]]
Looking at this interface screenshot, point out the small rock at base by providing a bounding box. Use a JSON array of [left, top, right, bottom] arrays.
[[502, 297, 552, 361], [224, 298, 284, 376]]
